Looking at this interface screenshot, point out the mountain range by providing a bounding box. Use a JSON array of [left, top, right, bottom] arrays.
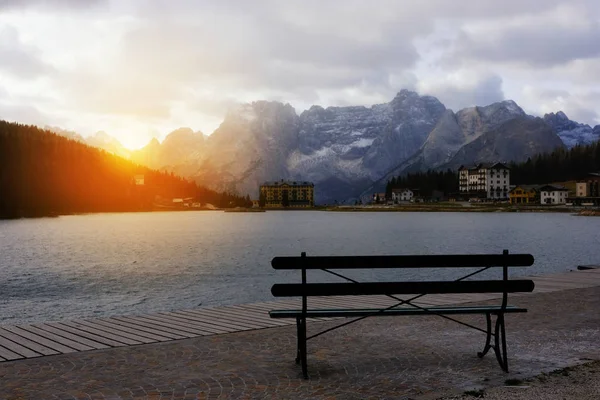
[[47, 90, 599, 204]]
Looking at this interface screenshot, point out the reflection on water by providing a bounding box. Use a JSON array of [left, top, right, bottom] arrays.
[[1, 211, 599, 325]]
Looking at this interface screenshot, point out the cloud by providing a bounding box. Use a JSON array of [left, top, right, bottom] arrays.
[[0, 0, 106, 11], [0, 102, 48, 125], [521, 86, 600, 125], [445, 4, 600, 68], [0, 25, 54, 79], [417, 73, 505, 111]]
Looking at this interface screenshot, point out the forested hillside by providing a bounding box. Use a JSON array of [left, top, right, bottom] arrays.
[[0, 121, 249, 218], [508, 141, 600, 184], [386, 141, 600, 196]]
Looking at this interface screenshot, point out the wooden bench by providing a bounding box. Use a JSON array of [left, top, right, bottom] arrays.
[[269, 250, 535, 379]]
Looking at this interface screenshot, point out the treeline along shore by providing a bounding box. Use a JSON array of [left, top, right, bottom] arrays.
[[0, 121, 250, 219]]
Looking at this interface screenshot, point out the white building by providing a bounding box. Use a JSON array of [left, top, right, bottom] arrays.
[[539, 185, 569, 204], [391, 188, 413, 203], [458, 162, 510, 200]]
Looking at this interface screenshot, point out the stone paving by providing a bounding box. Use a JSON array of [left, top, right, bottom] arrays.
[[0, 287, 598, 400]]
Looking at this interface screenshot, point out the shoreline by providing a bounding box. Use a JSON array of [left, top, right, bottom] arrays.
[[3, 204, 600, 220]]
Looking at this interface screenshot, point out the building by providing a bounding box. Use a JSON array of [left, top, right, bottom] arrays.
[[458, 162, 510, 200], [259, 180, 314, 208], [539, 185, 569, 204], [570, 173, 600, 206], [576, 182, 588, 197], [372, 192, 387, 204], [134, 174, 145, 186], [391, 188, 413, 203], [509, 185, 540, 204], [576, 173, 600, 197]]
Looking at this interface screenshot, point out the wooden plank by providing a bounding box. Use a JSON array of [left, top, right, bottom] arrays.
[[94, 319, 178, 342], [58, 321, 143, 346], [200, 307, 285, 327], [110, 316, 200, 338], [533, 277, 596, 286], [2, 325, 78, 354], [272, 253, 535, 269], [166, 311, 249, 332], [46, 323, 127, 347], [0, 334, 41, 358], [272, 280, 535, 297], [0, 328, 58, 356], [0, 344, 24, 361], [121, 315, 215, 336], [156, 312, 238, 334], [16, 325, 94, 352], [175, 310, 264, 330], [148, 313, 232, 334], [98, 318, 183, 341], [31, 324, 109, 350], [186, 309, 267, 329], [227, 305, 295, 324], [534, 274, 600, 283], [70, 320, 157, 344]]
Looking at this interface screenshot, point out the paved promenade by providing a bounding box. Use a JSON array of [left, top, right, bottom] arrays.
[[0, 283, 598, 399]]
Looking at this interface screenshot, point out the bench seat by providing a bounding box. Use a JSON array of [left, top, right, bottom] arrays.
[[269, 305, 527, 319]]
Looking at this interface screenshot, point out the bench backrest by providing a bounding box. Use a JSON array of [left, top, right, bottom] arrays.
[[270, 250, 535, 312]]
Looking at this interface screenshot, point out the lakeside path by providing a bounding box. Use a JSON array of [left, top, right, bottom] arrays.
[[0, 271, 599, 399]]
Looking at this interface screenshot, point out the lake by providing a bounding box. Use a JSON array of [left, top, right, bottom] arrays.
[[1, 211, 599, 326]]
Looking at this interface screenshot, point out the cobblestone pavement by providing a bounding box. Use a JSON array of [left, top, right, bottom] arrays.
[[0, 287, 598, 400], [439, 360, 600, 400]]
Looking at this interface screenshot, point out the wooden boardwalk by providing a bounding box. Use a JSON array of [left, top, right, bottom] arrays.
[[0, 268, 598, 363]]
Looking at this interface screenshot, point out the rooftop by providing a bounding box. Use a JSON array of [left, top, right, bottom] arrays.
[[262, 180, 314, 187]]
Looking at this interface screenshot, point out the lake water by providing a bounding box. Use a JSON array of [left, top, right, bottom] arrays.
[[1, 211, 599, 326]]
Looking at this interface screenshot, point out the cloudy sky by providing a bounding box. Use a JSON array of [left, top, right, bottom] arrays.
[[0, 0, 599, 149]]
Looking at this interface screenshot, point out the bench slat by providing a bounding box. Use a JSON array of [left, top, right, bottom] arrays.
[[272, 254, 534, 270], [271, 280, 534, 297], [269, 305, 527, 319]]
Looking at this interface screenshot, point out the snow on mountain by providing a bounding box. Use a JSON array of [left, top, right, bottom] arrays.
[[543, 111, 600, 148]]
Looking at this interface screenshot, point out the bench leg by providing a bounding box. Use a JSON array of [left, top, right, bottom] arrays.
[[478, 312, 509, 372], [299, 317, 308, 379], [495, 313, 508, 372], [295, 317, 301, 364], [477, 312, 493, 358]]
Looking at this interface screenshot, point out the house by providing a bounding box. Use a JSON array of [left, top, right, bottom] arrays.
[[571, 173, 600, 206], [134, 174, 145, 186], [576, 172, 600, 197], [391, 188, 413, 203], [576, 182, 588, 197], [372, 192, 387, 204], [252, 200, 260, 208], [539, 185, 569, 205], [458, 162, 510, 200], [259, 180, 315, 208], [509, 185, 540, 204]]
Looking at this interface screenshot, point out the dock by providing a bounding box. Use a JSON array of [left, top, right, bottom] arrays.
[[0, 268, 599, 363]]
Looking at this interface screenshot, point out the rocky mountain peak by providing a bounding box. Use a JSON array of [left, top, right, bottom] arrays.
[[147, 137, 160, 148], [543, 111, 598, 148], [162, 127, 203, 146]]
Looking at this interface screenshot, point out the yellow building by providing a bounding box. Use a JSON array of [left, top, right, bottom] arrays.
[[509, 185, 539, 204], [260, 180, 315, 208]]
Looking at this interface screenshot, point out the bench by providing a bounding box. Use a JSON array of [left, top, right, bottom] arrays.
[[269, 250, 535, 379]]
